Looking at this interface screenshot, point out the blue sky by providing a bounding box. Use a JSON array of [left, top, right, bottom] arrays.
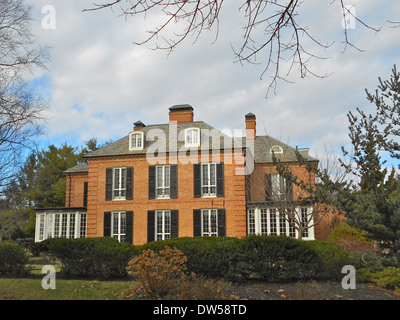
[[25, 0, 400, 168]]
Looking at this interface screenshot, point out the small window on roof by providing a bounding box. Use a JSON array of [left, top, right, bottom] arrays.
[[185, 128, 200, 147], [129, 132, 144, 151], [270, 145, 283, 154]]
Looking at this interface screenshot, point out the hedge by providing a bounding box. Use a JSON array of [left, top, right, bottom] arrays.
[[0, 243, 29, 276], [40, 237, 139, 279], [139, 236, 343, 283]]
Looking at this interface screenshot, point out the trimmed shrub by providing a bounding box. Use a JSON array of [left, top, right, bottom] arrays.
[[0, 243, 29, 276], [41, 237, 138, 279], [140, 236, 326, 283], [303, 240, 360, 280]]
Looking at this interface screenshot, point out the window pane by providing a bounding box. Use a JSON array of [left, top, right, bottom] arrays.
[[260, 209, 268, 235], [269, 209, 277, 235], [157, 166, 163, 188], [69, 214, 75, 238], [210, 210, 217, 235], [248, 209, 255, 235], [80, 214, 87, 238], [210, 164, 216, 186], [202, 210, 209, 235], [113, 213, 119, 235], [279, 213, 286, 236], [165, 166, 170, 187]]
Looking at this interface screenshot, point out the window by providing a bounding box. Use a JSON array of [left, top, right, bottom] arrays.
[[156, 165, 170, 198], [265, 173, 292, 201], [113, 167, 127, 200], [147, 210, 178, 242], [35, 212, 87, 242], [201, 209, 218, 237], [185, 128, 200, 147], [247, 207, 314, 240], [129, 132, 144, 150], [112, 211, 127, 243], [270, 145, 283, 154], [155, 210, 171, 240], [106, 167, 133, 201], [201, 163, 217, 197]]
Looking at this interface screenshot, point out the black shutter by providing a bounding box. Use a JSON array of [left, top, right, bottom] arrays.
[[83, 181, 88, 207], [193, 209, 202, 236], [148, 166, 155, 199], [125, 211, 133, 244], [170, 165, 178, 199], [217, 209, 226, 237], [171, 210, 179, 238], [265, 173, 272, 201], [104, 211, 111, 237], [193, 164, 201, 198], [126, 167, 133, 200], [147, 210, 155, 242], [105, 168, 113, 201], [286, 176, 293, 202], [216, 162, 224, 197]]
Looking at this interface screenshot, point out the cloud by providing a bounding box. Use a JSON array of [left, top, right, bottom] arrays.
[[25, 0, 400, 170]]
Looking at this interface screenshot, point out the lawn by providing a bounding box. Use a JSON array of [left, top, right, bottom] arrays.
[[0, 278, 136, 300], [0, 256, 138, 300]]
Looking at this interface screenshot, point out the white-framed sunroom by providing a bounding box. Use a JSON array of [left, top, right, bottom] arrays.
[[247, 206, 315, 240], [35, 208, 87, 242]]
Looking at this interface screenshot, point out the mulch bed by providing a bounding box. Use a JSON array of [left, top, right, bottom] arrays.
[[227, 281, 400, 300]]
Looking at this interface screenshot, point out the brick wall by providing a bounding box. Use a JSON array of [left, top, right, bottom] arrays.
[[85, 150, 247, 245], [65, 173, 88, 208]]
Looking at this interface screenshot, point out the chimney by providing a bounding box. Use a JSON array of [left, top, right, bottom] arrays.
[[245, 112, 256, 140], [134, 120, 146, 131], [169, 104, 194, 123]]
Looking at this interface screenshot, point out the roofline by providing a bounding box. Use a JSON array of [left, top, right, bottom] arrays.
[[35, 207, 87, 212]]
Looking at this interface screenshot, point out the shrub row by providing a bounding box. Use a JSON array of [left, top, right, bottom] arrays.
[[0, 243, 29, 276], [140, 236, 358, 283], [38, 237, 138, 279], [29, 235, 358, 282]]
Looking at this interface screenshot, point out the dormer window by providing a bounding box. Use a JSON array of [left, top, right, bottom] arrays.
[[129, 132, 144, 151], [185, 128, 200, 147], [270, 145, 283, 154]]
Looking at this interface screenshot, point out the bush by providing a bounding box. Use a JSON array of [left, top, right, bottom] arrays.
[[304, 240, 360, 280], [41, 237, 138, 279], [0, 243, 29, 276], [357, 267, 400, 292], [126, 246, 233, 300], [140, 236, 329, 283], [328, 222, 375, 254]]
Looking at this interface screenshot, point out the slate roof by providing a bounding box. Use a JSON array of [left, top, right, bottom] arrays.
[[64, 161, 89, 174], [79, 120, 317, 164]]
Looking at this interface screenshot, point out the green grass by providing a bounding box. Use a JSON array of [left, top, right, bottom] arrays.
[[0, 255, 138, 300], [0, 278, 137, 300]]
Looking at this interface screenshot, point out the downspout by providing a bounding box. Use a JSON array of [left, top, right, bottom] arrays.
[[68, 174, 71, 207]]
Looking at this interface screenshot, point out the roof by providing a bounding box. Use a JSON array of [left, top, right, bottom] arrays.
[[64, 162, 89, 174], [81, 120, 318, 164], [84, 121, 238, 158], [246, 136, 318, 163]]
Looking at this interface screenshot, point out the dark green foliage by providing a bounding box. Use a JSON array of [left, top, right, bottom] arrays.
[[0, 243, 29, 276], [40, 237, 138, 279], [140, 236, 352, 283]]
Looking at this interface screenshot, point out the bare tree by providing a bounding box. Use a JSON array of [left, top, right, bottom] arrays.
[[0, 0, 49, 191], [83, 0, 379, 95]]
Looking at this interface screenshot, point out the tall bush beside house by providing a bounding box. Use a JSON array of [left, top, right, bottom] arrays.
[[0, 243, 29, 276]]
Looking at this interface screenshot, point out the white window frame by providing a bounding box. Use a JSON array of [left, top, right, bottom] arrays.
[[270, 174, 285, 199], [155, 210, 171, 241], [247, 207, 314, 240], [270, 145, 283, 154], [112, 167, 127, 200], [156, 165, 170, 199], [129, 132, 144, 151], [35, 212, 87, 242], [201, 209, 218, 237], [185, 128, 200, 147], [111, 211, 127, 243], [201, 163, 217, 197]]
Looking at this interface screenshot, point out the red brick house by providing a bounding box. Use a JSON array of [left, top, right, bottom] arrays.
[[35, 105, 334, 244]]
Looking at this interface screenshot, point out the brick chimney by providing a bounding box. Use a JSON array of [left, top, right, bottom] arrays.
[[134, 120, 146, 131], [245, 112, 256, 140], [169, 104, 194, 123]]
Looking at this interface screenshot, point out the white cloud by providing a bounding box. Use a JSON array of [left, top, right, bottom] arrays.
[[25, 0, 400, 169]]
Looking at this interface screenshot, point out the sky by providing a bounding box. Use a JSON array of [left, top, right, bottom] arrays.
[[25, 0, 400, 168]]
